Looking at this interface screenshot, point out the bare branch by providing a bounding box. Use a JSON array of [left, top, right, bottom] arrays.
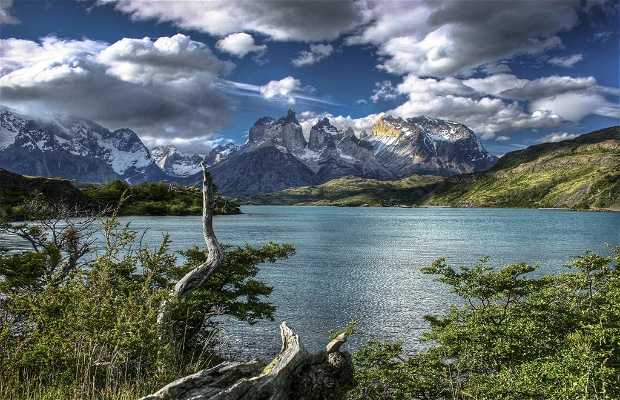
[[171, 163, 224, 300], [157, 163, 224, 339]]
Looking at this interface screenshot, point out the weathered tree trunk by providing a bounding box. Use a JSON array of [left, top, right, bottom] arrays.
[[141, 322, 353, 400], [157, 163, 224, 328], [171, 162, 224, 298]]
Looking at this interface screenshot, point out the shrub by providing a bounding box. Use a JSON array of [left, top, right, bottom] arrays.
[[0, 204, 293, 399], [348, 247, 620, 400]]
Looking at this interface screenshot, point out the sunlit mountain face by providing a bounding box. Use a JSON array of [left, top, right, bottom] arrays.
[[0, 0, 618, 158]]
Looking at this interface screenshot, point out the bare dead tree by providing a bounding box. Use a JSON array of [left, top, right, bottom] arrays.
[[157, 163, 224, 328], [172, 163, 224, 298], [141, 322, 354, 400]]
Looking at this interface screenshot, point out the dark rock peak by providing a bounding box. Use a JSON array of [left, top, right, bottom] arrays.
[[254, 116, 275, 126], [112, 127, 139, 138], [277, 108, 298, 125], [315, 117, 331, 128]]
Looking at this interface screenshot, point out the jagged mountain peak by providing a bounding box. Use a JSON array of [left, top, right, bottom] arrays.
[[151, 145, 204, 177], [277, 108, 298, 125], [248, 110, 306, 152], [0, 108, 164, 183], [311, 117, 340, 135]]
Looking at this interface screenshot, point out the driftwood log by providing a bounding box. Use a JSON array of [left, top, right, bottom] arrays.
[[149, 163, 353, 399], [141, 322, 353, 400]]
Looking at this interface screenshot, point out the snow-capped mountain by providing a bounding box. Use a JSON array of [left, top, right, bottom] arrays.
[[151, 145, 204, 177], [200, 110, 497, 195], [204, 143, 240, 166], [151, 143, 241, 178], [0, 107, 168, 183], [367, 116, 497, 176], [0, 107, 496, 195]]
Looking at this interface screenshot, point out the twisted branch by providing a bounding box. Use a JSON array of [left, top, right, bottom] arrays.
[[158, 163, 224, 325], [172, 162, 224, 299]]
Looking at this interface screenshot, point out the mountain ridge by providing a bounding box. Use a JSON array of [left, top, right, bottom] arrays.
[[0, 106, 497, 195], [245, 126, 620, 210], [184, 109, 497, 195]]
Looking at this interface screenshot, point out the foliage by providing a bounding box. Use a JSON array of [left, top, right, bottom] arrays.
[[348, 247, 620, 400], [0, 201, 292, 400], [82, 180, 241, 216], [329, 320, 358, 341]]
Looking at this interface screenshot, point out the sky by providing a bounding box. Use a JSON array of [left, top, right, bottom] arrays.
[[0, 0, 618, 155]]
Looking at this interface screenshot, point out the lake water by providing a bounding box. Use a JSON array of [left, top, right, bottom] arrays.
[[3, 206, 619, 359]]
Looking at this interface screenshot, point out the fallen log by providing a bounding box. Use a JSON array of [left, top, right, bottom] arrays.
[[141, 322, 353, 400]]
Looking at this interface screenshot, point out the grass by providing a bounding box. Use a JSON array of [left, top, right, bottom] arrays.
[[246, 175, 443, 207]]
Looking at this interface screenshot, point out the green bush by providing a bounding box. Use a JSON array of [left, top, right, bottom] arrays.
[[348, 248, 620, 400], [82, 181, 241, 216], [0, 209, 293, 399]]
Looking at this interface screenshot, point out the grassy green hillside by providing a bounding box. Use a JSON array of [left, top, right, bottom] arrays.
[[246, 174, 443, 207], [427, 126, 619, 210], [246, 126, 620, 210]]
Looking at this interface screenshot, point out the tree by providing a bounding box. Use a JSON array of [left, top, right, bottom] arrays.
[[0, 165, 293, 399], [349, 247, 620, 400]]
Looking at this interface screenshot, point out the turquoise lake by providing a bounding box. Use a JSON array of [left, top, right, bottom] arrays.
[[3, 205, 619, 359], [115, 206, 620, 359]]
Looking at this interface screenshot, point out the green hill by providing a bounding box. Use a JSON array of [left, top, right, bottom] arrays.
[[246, 174, 443, 207], [427, 126, 619, 210], [245, 126, 620, 210], [0, 168, 90, 220]]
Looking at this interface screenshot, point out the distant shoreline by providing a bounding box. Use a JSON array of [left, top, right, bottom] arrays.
[[239, 203, 620, 213]]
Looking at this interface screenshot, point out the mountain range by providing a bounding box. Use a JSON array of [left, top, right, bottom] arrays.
[[0, 107, 496, 195], [248, 126, 620, 210], [193, 110, 497, 195]]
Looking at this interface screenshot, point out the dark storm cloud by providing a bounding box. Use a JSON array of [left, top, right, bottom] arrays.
[[99, 0, 364, 42], [0, 35, 233, 139]]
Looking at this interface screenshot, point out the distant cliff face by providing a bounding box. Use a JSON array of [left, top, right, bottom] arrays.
[[202, 110, 496, 195], [368, 116, 497, 177]]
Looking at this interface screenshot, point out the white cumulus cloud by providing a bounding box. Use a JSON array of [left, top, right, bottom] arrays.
[[292, 44, 334, 67], [99, 0, 363, 42], [0, 0, 18, 24], [537, 132, 579, 143], [0, 34, 235, 140], [370, 80, 399, 103], [216, 32, 266, 58], [346, 0, 582, 77], [547, 53, 583, 68], [259, 76, 302, 104]]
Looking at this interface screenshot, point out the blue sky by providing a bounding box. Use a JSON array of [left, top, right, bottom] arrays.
[[0, 0, 618, 154]]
